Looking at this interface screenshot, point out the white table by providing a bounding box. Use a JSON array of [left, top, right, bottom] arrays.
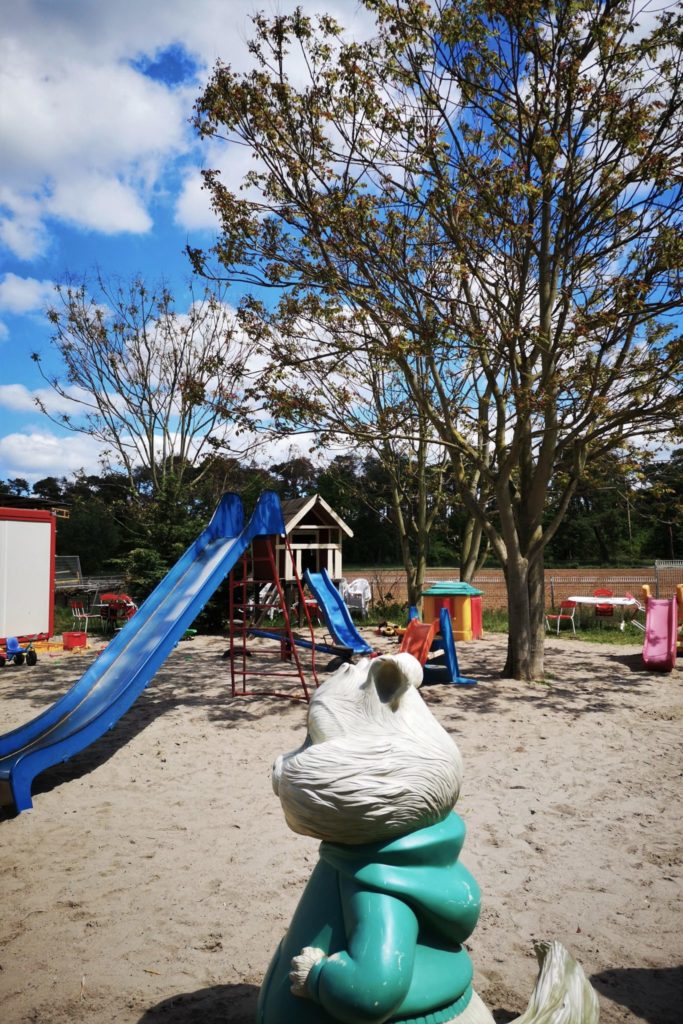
[[567, 595, 638, 630]]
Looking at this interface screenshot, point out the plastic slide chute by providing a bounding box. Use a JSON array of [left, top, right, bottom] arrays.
[[400, 608, 476, 687], [399, 618, 439, 664], [642, 596, 677, 673], [303, 569, 374, 655], [0, 491, 286, 814], [427, 608, 477, 686]]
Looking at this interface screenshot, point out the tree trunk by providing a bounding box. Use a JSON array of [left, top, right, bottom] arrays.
[[502, 555, 545, 680], [527, 555, 546, 679], [593, 524, 610, 563], [401, 544, 428, 609], [409, 547, 428, 610], [390, 484, 421, 611], [460, 514, 485, 583]]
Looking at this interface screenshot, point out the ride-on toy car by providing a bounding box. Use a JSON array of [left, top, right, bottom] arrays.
[[0, 637, 38, 667]]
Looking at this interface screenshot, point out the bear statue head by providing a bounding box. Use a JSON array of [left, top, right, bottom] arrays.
[[272, 653, 463, 845]]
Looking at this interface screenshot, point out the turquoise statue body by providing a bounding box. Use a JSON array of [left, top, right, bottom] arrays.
[[258, 813, 479, 1024], [259, 653, 599, 1024]]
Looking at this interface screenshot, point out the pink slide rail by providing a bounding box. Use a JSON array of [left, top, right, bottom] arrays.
[[642, 597, 678, 673]]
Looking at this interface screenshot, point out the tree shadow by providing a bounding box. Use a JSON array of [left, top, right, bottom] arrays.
[[138, 982, 259, 1023], [418, 631, 671, 723], [591, 964, 683, 1024], [0, 630, 669, 822]]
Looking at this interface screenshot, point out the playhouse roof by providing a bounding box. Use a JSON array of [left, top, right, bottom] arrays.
[[281, 494, 354, 537]]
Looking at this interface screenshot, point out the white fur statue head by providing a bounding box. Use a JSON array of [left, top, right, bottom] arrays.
[[272, 653, 463, 845]]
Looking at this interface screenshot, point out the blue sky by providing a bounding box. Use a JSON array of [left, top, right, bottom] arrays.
[[0, 0, 373, 484]]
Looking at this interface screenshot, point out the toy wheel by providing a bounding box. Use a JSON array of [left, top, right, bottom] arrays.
[[0, 655, 5, 667], [14, 653, 25, 666], [27, 650, 38, 666]]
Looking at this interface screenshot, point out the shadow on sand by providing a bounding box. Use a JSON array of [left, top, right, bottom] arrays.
[[139, 982, 259, 1023], [591, 964, 683, 1024]]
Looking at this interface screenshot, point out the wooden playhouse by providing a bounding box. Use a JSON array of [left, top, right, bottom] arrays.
[[253, 494, 353, 583]]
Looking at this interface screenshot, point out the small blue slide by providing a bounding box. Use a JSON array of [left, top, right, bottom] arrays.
[[0, 492, 285, 814], [303, 568, 373, 655], [423, 608, 477, 687]]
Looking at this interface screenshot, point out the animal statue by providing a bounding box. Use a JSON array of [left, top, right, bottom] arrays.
[[258, 653, 599, 1024]]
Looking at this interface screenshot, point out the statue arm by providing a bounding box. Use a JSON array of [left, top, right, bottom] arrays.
[[301, 881, 418, 1024]]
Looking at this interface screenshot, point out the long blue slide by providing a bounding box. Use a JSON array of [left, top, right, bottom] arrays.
[[303, 568, 373, 655], [0, 491, 285, 814]]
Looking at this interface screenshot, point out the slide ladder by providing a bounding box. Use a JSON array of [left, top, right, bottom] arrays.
[[228, 532, 320, 701]]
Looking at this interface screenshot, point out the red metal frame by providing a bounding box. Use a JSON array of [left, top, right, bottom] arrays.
[[0, 506, 56, 644], [228, 533, 320, 701]]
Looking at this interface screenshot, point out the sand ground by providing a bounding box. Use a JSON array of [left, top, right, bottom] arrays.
[[1, 629, 681, 1024]]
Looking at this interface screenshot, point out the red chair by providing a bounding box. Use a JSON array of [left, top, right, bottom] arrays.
[[545, 600, 576, 635], [593, 588, 614, 619]]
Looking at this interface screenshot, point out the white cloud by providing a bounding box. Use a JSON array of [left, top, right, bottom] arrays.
[[174, 142, 269, 230], [0, 422, 326, 484], [0, 273, 55, 314], [174, 169, 216, 232], [0, 429, 105, 481], [0, 193, 48, 261], [0, 1, 378, 261], [0, 51, 188, 250], [0, 383, 92, 415], [48, 176, 153, 235]]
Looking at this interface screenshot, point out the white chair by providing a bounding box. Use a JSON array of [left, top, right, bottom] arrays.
[[259, 583, 280, 620], [345, 578, 372, 619]]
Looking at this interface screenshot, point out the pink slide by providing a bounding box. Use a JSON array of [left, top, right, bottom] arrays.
[[642, 597, 678, 673]]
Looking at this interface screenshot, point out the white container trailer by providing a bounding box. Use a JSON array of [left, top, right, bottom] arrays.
[[0, 507, 55, 643]]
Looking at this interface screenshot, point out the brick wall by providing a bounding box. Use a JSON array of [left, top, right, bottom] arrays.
[[358, 566, 662, 611]]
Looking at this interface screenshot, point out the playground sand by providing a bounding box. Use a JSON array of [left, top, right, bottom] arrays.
[[0, 631, 681, 1024]]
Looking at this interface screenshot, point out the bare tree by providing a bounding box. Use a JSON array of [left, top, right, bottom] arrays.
[[34, 274, 254, 501], [249, 311, 454, 605]]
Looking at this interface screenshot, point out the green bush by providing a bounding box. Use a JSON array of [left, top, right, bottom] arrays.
[[115, 547, 169, 598]]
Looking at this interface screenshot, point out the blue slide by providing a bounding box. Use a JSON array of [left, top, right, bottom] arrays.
[[423, 608, 477, 687], [303, 568, 373, 655], [0, 492, 285, 814]]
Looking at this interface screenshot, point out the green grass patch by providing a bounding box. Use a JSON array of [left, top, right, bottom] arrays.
[[50, 599, 644, 647], [562, 624, 642, 645], [53, 604, 74, 635], [483, 608, 509, 633], [483, 607, 641, 645]]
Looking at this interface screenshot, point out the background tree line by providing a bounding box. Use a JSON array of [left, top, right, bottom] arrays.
[[1, 446, 680, 589]]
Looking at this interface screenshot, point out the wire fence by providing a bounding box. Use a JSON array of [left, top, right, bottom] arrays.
[[655, 560, 683, 600], [54, 555, 124, 595]]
